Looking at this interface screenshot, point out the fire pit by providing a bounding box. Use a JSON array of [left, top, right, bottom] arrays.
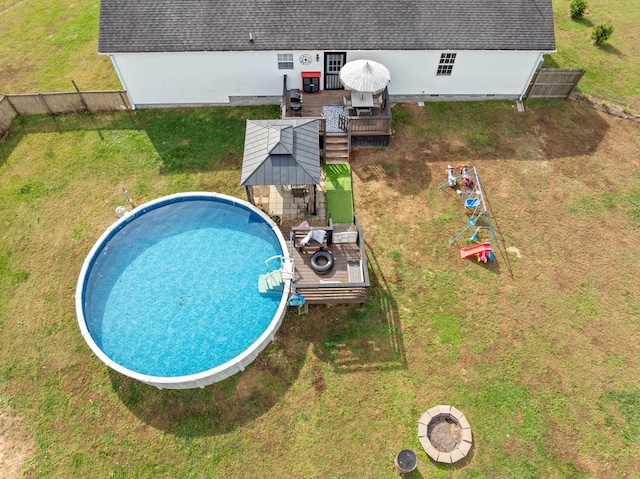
[[418, 405, 472, 463]]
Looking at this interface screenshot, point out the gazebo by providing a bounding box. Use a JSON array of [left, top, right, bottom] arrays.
[[241, 119, 320, 214]]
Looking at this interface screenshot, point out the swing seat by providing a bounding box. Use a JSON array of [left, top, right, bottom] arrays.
[[465, 197, 480, 208]]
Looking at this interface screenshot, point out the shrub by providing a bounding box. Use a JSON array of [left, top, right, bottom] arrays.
[[592, 22, 614, 45], [570, 0, 588, 19]]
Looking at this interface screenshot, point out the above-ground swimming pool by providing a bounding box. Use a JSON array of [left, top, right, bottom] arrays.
[[76, 192, 290, 389]]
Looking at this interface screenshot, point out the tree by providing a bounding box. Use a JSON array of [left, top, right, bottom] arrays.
[[592, 22, 613, 45], [570, 0, 588, 19]]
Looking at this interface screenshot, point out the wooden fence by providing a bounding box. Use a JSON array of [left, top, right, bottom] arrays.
[[0, 90, 131, 138], [525, 68, 585, 99]]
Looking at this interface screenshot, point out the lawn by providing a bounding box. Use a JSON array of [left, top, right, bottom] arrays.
[[1, 100, 640, 478], [545, 0, 640, 112], [0, 0, 120, 94]]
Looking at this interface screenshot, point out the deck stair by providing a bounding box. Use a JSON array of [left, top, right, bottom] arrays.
[[324, 133, 350, 164], [293, 287, 368, 304]]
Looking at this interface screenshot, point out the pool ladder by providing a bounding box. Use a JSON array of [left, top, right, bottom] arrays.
[[258, 255, 295, 294]]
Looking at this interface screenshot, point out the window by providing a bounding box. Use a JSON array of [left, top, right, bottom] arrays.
[[277, 53, 294, 70], [436, 53, 456, 76]]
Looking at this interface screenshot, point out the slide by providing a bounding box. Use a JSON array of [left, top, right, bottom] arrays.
[[460, 242, 493, 260]]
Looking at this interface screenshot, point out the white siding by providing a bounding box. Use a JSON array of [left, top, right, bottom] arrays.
[[345, 50, 543, 97], [111, 51, 324, 106], [111, 49, 544, 107]]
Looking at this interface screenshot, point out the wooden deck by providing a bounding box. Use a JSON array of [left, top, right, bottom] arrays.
[[279, 219, 370, 305], [285, 89, 392, 139], [285, 89, 344, 118], [290, 243, 362, 285]]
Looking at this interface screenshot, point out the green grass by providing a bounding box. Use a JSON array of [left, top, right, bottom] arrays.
[[2, 78, 640, 479], [0, 0, 120, 94], [324, 163, 354, 224], [2, 100, 638, 477], [547, 0, 640, 111]]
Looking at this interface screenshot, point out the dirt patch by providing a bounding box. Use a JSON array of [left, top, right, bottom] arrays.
[[0, 408, 35, 479], [428, 415, 463, 452], [571, 94, 640, 121]]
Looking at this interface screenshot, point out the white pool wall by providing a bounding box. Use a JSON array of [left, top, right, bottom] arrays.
[[75, 192, 290, 389]]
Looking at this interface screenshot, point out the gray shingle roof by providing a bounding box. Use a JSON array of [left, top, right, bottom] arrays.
[[99, 0, 556, 53], [241, 119, 320, 186]]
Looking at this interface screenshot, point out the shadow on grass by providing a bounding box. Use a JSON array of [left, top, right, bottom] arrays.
[[0, 105, 281, 175], [0, 111, 140, 170], [595, 43, 624, 57], [109, 317, 310, 437], [309, 241, 408, 373], [352, 100, 611, 201], [541, 54, 559, 68], [137, 105, 280, 174], [402, 467, 426, 478], [573, 17, 594, 27]]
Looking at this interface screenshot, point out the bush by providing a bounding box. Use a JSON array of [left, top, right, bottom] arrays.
[[570, 0, 588, 19], [592, 22, 614, 45]]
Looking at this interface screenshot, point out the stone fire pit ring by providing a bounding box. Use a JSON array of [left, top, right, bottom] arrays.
[[418, 405, 472, 463]]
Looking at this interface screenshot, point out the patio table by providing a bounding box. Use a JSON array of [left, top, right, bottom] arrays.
[[350, 91, 374, 116], [351, 91, 374, 108]]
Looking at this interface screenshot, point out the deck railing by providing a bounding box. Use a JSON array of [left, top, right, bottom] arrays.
[[348, 87, 392, 135], [349, 116, 391, 134]]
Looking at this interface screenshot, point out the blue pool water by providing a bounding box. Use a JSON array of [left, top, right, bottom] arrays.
[[81, 196, 284, 377]]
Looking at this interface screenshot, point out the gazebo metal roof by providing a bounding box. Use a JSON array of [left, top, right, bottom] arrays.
[[241, 119, 320, 186]]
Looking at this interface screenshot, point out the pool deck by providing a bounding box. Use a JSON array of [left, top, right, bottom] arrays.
[[279, 221, 369, 305], [249, 162, 369, 305], [289, 242, 362, 284]]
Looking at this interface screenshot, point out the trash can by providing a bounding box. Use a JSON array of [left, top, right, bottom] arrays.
[[394, 449, 417, 474]]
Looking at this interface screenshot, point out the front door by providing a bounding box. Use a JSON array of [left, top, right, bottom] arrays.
[[324, 52, 346, 90]]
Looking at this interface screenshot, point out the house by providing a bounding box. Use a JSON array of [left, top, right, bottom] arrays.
[[98, 1, 556, 108]]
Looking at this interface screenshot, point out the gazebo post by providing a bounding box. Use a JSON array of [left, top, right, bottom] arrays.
[[245, 185, 255, 205]]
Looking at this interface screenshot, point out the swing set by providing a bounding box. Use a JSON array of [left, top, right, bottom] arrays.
[[439, 165, 500, 260]]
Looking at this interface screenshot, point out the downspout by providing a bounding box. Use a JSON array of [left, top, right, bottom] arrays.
[[519, 51, 546, 101]]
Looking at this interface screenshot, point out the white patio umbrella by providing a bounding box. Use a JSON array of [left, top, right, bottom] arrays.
[[339, 59, 391, 94]]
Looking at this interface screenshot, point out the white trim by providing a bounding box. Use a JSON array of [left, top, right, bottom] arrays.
[[109, 55, 136, 109]]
